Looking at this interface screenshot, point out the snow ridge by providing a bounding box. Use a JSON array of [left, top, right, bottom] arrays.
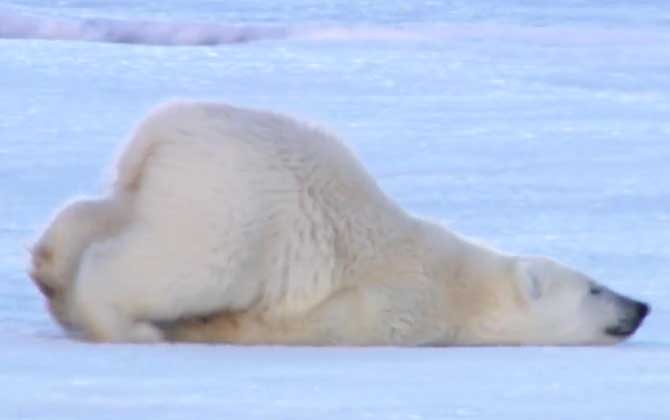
[[2, 11, 668, 46], [0, 12, 289, 45]]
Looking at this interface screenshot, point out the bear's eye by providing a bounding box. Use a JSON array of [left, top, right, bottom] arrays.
[[589, 287, 603, 296]]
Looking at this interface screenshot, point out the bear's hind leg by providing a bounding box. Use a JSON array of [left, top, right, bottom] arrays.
[[73, 271, 163, 343], [72, 286, 164, 343], [69, 239, 170, 343]]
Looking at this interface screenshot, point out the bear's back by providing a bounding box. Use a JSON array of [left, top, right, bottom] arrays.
[[112, 101, 413, 317]]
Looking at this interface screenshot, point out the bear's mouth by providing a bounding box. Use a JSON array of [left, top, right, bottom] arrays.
[[605, 324, 637, 337], [604, 301, 650, 337]]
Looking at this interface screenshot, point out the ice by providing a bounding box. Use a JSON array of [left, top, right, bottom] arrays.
[[1, 0, 669, 419]]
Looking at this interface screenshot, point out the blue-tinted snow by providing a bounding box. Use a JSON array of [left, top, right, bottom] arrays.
[[1, 1, 669, 419]]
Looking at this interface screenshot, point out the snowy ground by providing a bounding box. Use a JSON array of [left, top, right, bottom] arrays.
[[1, 1, 669, 419]]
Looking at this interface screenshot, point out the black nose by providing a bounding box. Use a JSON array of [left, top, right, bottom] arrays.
[[604, 299, 651, 338], [636, 302, 650, 319]]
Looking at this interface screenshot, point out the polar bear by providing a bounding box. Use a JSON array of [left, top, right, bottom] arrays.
[[29, 101, 650, 345]]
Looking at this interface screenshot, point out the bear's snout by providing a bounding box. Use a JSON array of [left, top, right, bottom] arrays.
[[605, 298, 650, 338]]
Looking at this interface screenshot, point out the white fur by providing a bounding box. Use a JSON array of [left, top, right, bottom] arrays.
[[30, 101, 646, 345]]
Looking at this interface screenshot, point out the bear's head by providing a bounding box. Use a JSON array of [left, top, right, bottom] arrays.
[[517, 257, 649, 345], [464, 256, 650, 345]]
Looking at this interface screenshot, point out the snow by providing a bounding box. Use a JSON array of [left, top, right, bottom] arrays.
[[1, 1, 669, 419], [4, 338, 668, 420]]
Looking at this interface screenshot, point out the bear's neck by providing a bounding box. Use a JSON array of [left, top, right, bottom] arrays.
[[412, 218, 516, 285]]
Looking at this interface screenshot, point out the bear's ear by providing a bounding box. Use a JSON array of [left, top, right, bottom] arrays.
[[518, 259, 543, 300]]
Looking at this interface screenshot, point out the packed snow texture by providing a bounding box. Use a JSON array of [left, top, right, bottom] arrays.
[[1, 0, 669, 419]]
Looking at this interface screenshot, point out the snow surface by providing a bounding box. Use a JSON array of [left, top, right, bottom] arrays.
[[1, 1, 669, 419]]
